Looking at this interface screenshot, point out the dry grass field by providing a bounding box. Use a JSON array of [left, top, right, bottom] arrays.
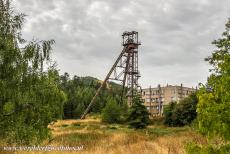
[[1, 117, 207, 154]]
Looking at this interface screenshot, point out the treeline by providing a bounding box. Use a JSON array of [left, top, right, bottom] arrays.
[[58, 72, 151, 130], [59, 72, 124, 119]]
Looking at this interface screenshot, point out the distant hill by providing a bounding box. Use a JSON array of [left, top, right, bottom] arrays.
[[59, 73, 124, 119]]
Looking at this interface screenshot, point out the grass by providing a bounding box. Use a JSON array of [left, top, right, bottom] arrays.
[[47, 118, 206, 154], [0, 117, 207, 154]]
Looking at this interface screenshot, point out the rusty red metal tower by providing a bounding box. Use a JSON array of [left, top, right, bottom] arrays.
[[81, 31, 141, 119]]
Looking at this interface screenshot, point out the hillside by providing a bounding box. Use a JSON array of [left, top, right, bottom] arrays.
[[60, 73, 124, 119]]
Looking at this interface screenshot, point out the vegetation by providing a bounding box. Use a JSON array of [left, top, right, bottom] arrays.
[[127, 95, 150, 129], [101, 97, 128, 123], [164, 93, 198, 127], [42, 117, 200, 154], [101, 98, 121, 123], [59, 73, 124, 119], [163, 101, 177, 126], [187, 18, 230, 153], [196, 18, 230, 141], [0, 0, 66, 145], [0, 1, 230, 153], [186, 142, 230, 154]]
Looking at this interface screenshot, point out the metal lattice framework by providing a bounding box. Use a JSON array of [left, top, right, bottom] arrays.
[[81, 31, 141, 119]]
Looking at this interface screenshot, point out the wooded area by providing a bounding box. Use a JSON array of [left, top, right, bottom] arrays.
[[0, 0, 229, 153]]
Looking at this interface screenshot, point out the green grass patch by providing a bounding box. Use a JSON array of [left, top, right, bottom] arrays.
[[107, 126, 117, 129], [185, 142, 230, 154], [53, 132, 109, 146], [140, 126, 189, 140], [86, 124, 101, 130], [73, 123, 81, 127], [60, 124, 69, 127], [69, 123, 87, 130]]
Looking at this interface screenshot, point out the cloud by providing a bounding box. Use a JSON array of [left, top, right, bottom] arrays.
[[13, 0, 230, 88]]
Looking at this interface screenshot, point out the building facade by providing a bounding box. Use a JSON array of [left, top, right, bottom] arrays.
[[141, 84, 196, 116]]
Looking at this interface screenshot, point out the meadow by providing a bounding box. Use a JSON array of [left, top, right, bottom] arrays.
[[0, 116, 208, 154]]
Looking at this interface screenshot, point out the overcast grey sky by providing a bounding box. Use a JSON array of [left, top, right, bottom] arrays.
[[13, 0, 230, 88]]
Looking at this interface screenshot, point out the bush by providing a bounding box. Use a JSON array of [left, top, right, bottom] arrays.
[[163, 102, 176, 126], [127, 95, 150, 129], [185, 142, 230, 154], [164, 93, 198, 127], [101, 98, 122, 123]]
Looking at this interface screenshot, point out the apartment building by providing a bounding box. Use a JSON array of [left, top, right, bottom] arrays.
[[141, 84, 196, 116]]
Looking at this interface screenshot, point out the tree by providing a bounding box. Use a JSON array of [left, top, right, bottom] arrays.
[[163, 93, 198, 127], [60, 74, 124, 119], [101, 98, 122, 123], [0, 0, 66, 145], [172, 93, 198, 126], [127, 95, 150, 129], [73, 102, 85, 118], [197, 18, 230, 141], [163, 101, 176, 126]]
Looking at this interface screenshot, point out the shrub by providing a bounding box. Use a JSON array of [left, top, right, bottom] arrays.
[[164, 93, 198, 127], [127, 95, 150, 129], [185, 142, 230, 154], [101, 98, 122, 123], [163, 102, 176, 126]]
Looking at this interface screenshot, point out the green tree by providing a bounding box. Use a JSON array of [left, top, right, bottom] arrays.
[[60, 74, 124, 119], [172, 93, 198, 126], [163, 101, 176, 126], [73, 102, 85, 118], [197, 18, 230, 141], [0, 0, 66, 145], [127, 95, 150, 129], [101, 98, 121, 123], [164, 93, 198, 127]]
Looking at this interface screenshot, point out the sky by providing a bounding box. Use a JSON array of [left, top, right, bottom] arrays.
[[13, 0, 230, 88]]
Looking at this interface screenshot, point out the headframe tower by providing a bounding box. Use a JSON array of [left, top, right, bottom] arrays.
[[81, 31, 141, 119]]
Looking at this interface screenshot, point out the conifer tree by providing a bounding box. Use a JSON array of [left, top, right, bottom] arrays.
[[101, 98, 121, 123], [127, 95, 150, 129]]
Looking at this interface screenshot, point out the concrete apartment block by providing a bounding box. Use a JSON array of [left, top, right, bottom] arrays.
[[141, 84, 196, 117]]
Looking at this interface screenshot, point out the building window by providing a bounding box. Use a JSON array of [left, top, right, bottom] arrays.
[[171, 96, 176, 101], [146, 98, 151, 102]]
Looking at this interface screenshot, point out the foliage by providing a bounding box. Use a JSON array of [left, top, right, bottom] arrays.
[[0, 0, 66, 145], [127, 95, 150, 129], [185, 142, 230, 154], [60, 73, 124, 119], [164, 93, 198, 126], [196, 18, 230, 141], [163, 102, 176, 126], [101, 98, 122, 123]]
